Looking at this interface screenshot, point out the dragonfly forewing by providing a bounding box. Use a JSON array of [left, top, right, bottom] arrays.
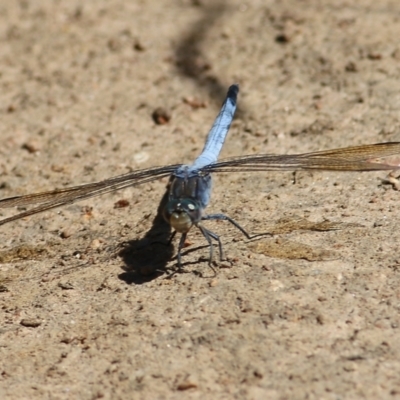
[[0, 164, 179, 226], [206, 142, 400, 173]]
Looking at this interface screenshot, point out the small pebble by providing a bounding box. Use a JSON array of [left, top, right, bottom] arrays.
[[183, 97, 207, 109], [368, 52, 382, 60], [58, 281, 74, 290], [345, 61, 357, 72], [152, 107, 171, 125], [133, 151, 149, 164], [133, 40, 146, 51], [22, 141, 40, 153], [177, 379, 198, 391], [20, 318, 42, 328], [0, 285, 9, 292], [114, 199, 130, 209], [90, 238, 103, 249], [51, 165, 65, 173], [60, 229, 73, 239], [183, 239, 192, 248]]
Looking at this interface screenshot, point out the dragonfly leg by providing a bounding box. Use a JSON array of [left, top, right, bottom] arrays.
[[202, 213, 251, 239], [167, 230, 177, 246], [197, 224, 218, 274], [207, 228, 225, 261], [176, 232, 187, 269]]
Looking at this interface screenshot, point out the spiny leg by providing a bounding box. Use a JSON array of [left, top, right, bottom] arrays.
[[197, 225, 219, 274], [207, 229, 225, 261], [172, 215, 251, 270], [202, 213, 251, 239], [167, 230, 177, 246], [176, 232, 187, 269]]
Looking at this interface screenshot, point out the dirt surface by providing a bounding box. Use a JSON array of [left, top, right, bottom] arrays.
[[1, 1, 400, 398]]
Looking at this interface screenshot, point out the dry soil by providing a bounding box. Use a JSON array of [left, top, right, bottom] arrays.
[[1, 1, 400, 399]]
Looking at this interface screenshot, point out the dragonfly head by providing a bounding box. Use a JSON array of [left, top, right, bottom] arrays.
[[163, 198, 202, 233]]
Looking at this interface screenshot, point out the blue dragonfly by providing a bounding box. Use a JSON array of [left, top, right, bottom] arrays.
[[1, 84, 400, 267]]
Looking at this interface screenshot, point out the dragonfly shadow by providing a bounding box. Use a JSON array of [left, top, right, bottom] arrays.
[[175, 2, 244, 118], [117, 191, 174, 284]]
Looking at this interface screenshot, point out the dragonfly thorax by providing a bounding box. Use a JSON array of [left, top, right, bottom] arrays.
[[163, 198, 202, 233]]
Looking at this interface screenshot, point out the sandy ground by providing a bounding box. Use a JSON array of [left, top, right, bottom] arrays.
[[1, 0, 400, 398]]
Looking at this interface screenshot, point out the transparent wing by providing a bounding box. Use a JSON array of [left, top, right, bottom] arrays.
[[190, 84, 238, 170], [0, 164, 180, 226], [205, 142, 400, 173]]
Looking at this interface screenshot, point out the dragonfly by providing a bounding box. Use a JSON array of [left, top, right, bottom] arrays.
[[0, 84, 400, 268]]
